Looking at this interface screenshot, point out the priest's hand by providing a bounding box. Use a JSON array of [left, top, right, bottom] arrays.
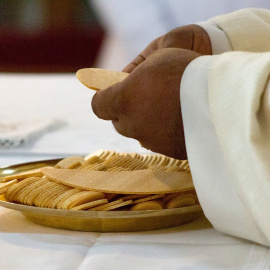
[[91, 48, 200, 159], [123, 24, 211, 73]]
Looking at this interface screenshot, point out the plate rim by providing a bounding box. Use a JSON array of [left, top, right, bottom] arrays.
[[0, 198, 202, 219]]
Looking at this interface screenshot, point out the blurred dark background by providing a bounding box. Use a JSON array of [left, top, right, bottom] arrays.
[[0, 0, 104, 72]]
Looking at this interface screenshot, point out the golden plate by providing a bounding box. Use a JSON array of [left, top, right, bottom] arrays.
[[0, 159, 202, 232]]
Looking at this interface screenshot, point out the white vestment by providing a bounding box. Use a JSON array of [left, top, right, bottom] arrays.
[[181, 8, 270, 246]]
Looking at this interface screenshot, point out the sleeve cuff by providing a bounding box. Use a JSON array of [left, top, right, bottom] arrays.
[[180, 55, 268, 246], [196, 21, 232, 54]]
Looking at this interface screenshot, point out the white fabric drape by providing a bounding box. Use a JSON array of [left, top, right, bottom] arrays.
[[182, 8, 270, 246]]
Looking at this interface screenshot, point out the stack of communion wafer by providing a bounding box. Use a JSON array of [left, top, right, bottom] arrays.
[[0, 150, 198, 211]]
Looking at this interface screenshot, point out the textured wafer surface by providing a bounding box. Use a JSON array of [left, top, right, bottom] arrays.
[[42, 168, 194, 194], [76, 68, 128, 91]]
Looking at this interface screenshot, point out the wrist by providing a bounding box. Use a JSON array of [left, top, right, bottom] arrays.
[[196, 21, 232, 54]]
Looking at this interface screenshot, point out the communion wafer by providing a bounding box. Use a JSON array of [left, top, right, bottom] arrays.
[[76, 68, 128, 91], [165, 194, 196, 209], [147, 165, 167, 172], [165, 165, 186, 172], [16, 179, 45, 204], [55, 156, 85, 169], [125, 159, 148, 170], [141, 154, 153, 165], [128, 152, 143, 160], [5, 177, 40, 202], [23, 178, 51, 205], [38, 182, 67, 208], [91, 200, 133, 211], [106, 167, 130, 172], [147, 155, 159, 166], [42, 168, 194, 194], [130, 201, 163, 211], [66, 161, 82, 169], [103, 155, 127, 168], [13, 178, 43, 204], [61, 190, 105, 210], [84, 149, 105, 160], [2, 168, 44, 182], [179, 160, 189, 169], [103, 150, 118, 160], [162, 190, 196, 206], [40, 184, 70, 208], [2, 150, 194, 213], [46, 186, 71, 208], [50, 188, 80, 209], [71, 199, 108, 210], [89, 199, 124, 211], [0, 179, 18, 195], [119, 194, 148, 201], [84, 150, 118, 162], [132, 194, 165, 204], [167, 158, 183, 167], [96, 150, 117, 160], [80, 163, 107, 171], [79, 156, 103, 169], [34, 181, 61, 207], [54, 189, 82, 209], [162, 192, 183, 206], [156, 155, 170, 166]]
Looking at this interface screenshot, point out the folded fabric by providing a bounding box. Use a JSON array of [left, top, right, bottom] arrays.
[[0, 119, 65, 148]]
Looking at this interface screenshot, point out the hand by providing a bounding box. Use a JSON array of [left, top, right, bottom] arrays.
[[91, 48, 201, 159], [123, 24, 211, 73]]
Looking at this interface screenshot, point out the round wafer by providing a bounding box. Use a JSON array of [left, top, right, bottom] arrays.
[[119, 194, 148, 201], [165, 193, 195, 209], [132, 194, 165, 204], [45, 186, 71, 208], [5, 177, 40, 202], [92, 200, 132, 211], [52, 188, 81, 209], [61, 190, 105, 210], [84, 149, 104, 160], [76, 68, 128, 91], [89, 199, 124, 211], [147, 155, 159, 166], [79, 156, 103, 169], [71, 198, 108, 210], [40, 185, 69, 208], [130, 200, 163, 211], [55, 156, 85, 169], [39, 183, 68, 208], [24, 179, 52, 206], [34, 181, 60, 207], [0, 179, 18, 195], [17, 179, 47, 204], [156, 155, 170, 166]]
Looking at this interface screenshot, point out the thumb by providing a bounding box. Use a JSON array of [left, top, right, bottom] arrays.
[[91, 83, 122, 121]]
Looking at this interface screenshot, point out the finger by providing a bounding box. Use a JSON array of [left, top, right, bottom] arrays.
[[123, 37, 160, 73], [122, 54, 145, 73], [91, 83, 122, 121]]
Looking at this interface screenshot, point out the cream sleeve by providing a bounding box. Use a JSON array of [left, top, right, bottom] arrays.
[[181, 52, 270, 247], [181, 8, 270, 246], [197, 8, 270, 54]]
